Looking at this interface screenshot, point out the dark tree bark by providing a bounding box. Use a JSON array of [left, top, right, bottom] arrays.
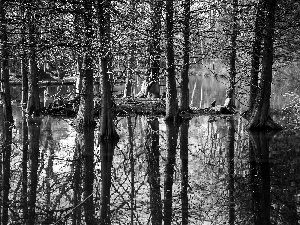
[[148, 0, 163, 98], [21, 113, 29, 224], [72, 136, 82, 225], [179, 120, 189, 225], [248, 131, 277, 225], [226, 118, 235, 225], [179, 0, 191, 112], [1, 1, 13, 224], [123, 1, 136, 98], [27, 3, 40, 117], [248, 0, 265, 115], [146, 117, 162, 225], [128, 117, 135, 222], [98, 0, 118, 139], [227, 0, 238, 108], [76, 1, 95, 127], [165, 0, 178, 121], [28, 118, 42, 225], [248, 0, 282, 130], [99, 138, 117, 225], [163, 120, 179, 225], [82, 126, 95, 225]]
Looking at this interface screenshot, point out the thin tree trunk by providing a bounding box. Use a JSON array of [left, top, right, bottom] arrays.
[[146, 118, 162, 225], [180, 120, 189, 225], [149, 0, 163, 98], [1, 1, 13, 224], [27, 5, 40, 117], [165, 0, 178, 121], [98, 0, 118, 139], [72, 137, 82, 225], [82, 126, 95, 225], [22, 113, 28, 224], [163, 120, 179, 225], [179, 0, 191, 112], [28, 118, 42, 225], [99, 139, 117, 225], [248, 0, 282, 130], [226, 118, 235, 225], [228, 0, 238, 107], [128, 117, 135, 223], [248, 0, 265, 115], [123, 1, 136, 98]]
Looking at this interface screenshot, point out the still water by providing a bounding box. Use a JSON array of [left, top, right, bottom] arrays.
[[2, 102, 299, 224]]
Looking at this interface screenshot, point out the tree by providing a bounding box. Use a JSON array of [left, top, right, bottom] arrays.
[[179, 0, 191, 112], [98, 0, 118, 139], [165, 0, 178, 121], [248, 0, 265, 115], [146, 118, 162, 225], [1, 1, 13, 224], [248, 0, 282, 130], [227, 0, 238, 108], [27, 1, 40, 117]]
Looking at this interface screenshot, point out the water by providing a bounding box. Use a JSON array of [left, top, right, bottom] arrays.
[[3, 103, 300, 224]]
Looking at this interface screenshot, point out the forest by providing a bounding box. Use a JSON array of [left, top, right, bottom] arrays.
[[1, 0, 300, 224]]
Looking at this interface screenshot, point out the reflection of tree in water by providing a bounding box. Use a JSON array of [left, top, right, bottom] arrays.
[[146, 117, 162, 225]]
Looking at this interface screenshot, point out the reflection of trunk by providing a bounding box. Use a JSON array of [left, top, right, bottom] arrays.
[[249, 131, 275, 225], [248, 0, 281, 130], [180, 120, 189, 225], [98, 0, 118, 139], [44, 117, 54, 224], [165, 0, 178, 121], [146, 117, 162, 225], [72, 136, 82, 225], [27, 8, 40, 116], [28, 118, 42, 225], [179, 0, 191, 112], [128, 117, 135, 222], [81, 126, 95, 225], [22, 113, 29, 223], [99, 139, 117, 225], [226, 118, 235, 225], [2, 123, 13, 225], [248, 0, 264, 115], [164, 120, 179, 225]]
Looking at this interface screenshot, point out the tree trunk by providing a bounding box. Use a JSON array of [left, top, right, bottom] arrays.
[[179, 0, 191, 112], [1, 2, 13, 224], [165, 0, 178, 121], [27, 6, 40, 117], [28, 118, 42, 225], [146, 118, 162, 225], [123, 0, 136, 98], [180, 120, 189, 225], [72, 136, 82, 225], [248, 0, 282, 130], [248, 131, 277, 225], [148, 0, 163, 98], [248, 0, 265, 115], [99, 138, 117, 225], [227, 0, 238, 108], [98, 0, 119, 140], [22, 114, 29, 224], [163, 120, 179, 225], [226, 118, 235, 224], [82, 126, 95, 225]]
